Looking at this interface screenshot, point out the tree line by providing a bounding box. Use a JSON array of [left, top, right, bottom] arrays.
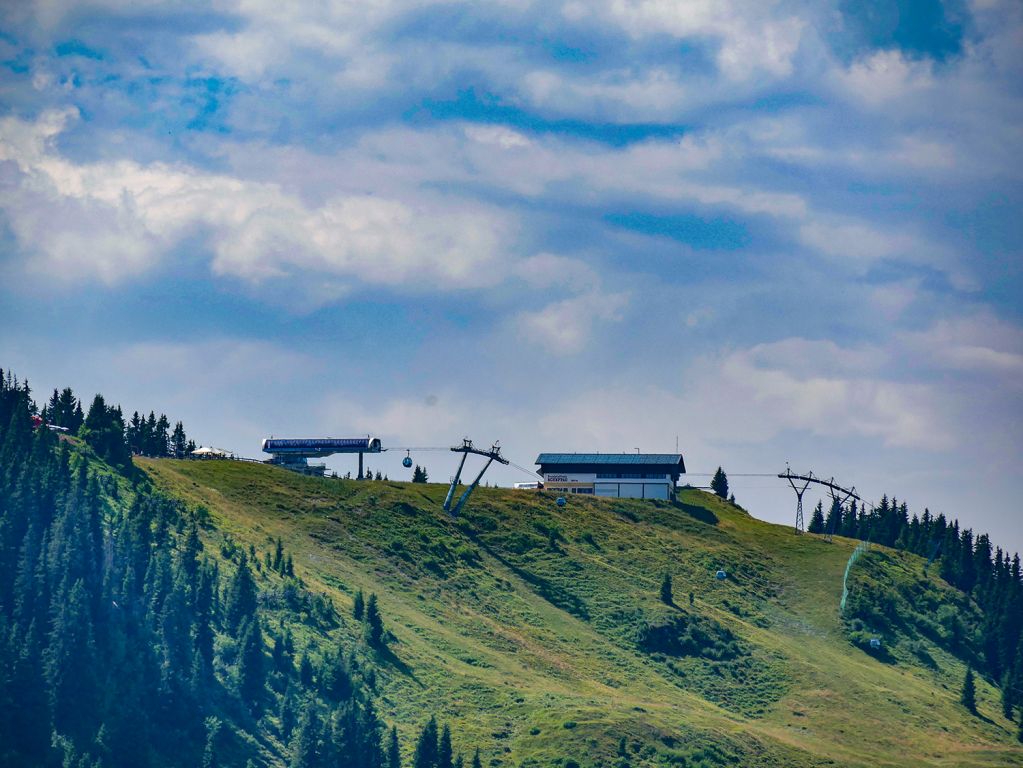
[[806, 491, 1023, 730], [39, 382, 196, 466]]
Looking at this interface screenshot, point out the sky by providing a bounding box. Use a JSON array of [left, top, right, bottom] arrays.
[[1, 0, 1021, 552]]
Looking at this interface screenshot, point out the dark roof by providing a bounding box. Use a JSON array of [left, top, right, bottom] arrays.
[[536, 453, 684, 468]]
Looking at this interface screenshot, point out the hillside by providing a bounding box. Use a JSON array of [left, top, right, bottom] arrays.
[[140, 457, 1023, 767]]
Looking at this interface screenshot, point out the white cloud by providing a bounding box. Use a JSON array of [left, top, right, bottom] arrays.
[[519, 68, 690, 121], [513, 252, 601, 292], [0, 110, 514, 292], [583, 0, 805, 80], [834, 50, 935, 108], [899, 314, 1023, 378], [515, 290, 630, 353], [537, 338, 952, 451], [799, 219, 921, 264], [463, 124, 532, 149]]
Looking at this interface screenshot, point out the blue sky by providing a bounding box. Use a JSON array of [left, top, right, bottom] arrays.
[[1, 0, 1021, 552]]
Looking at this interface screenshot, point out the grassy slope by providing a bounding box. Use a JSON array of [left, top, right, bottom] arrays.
[[139, 458, 1023, 768]]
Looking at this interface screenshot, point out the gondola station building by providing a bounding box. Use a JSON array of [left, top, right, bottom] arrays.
[[535, 453, 686, 500]]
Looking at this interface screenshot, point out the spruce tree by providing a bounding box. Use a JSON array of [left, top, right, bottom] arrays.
[[274, 538, 285, 573], [961, 667, 977, 714], [1002, 671, 1015, 721], [291, 706, 321, 768], [414, 716, 439, 768], [280, 684, 298, 741], [45, 579, 99, 744], [202, 717, 222, 768], [471, 748, 482, 768], [439, 723, 453, 768], [710, 467, 728, 499], [808, 501, 825, 534], [225, 555, 258, 635], [365, 593, 384, 647], [237, 617, 265, 712], [824, 498, 843, 538], [387, 725, 402, 768], [353, 589, 365, 621], [299, 654, 315, 689], [660, 573, 673, 606], [171, 421, 188, 458]]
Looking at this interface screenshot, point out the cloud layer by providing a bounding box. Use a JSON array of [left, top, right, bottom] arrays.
[[1, 0, 1021, 549]]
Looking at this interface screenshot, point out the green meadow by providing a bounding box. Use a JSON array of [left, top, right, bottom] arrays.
[[140, 458, 1023, 767]]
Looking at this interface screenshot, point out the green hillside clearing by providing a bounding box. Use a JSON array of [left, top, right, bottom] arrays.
[[139, 458, 1023, 767]]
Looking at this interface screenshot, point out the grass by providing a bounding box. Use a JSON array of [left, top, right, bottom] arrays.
[[139, 458, 1023, 767]]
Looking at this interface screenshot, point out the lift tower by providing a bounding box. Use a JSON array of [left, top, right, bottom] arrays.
[[781, 468, 813, 534], [778, 469, 860, 540], [443, 438, 509, 516]]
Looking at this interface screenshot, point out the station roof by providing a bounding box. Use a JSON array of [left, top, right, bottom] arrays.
[[536, 453, 686, 475]]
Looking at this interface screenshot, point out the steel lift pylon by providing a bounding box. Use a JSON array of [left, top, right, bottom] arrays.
[[443, 438, 509, 516], [778, 468, 860, 540]]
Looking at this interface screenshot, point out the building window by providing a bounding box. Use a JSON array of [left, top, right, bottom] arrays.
[[595, 473, 667, 480]]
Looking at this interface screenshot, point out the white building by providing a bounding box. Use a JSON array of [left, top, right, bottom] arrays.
[[535, 453, 686, 500]]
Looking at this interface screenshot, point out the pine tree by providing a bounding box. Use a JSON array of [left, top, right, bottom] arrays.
[[412, 465, 428, 483], [1002, 672, 1015, 721], [961, 667, 977, 714], [808, 501, 825, 534], [274, 538, 285, 573], [414, 716, 439, 768], [291, 706, 321, 768], [660, 573, 673, 606], [237, 617, 265, 712], [365, 593, 384, 647], [387, 725, 402, 768], [471, 749, 482, 768], [45, 579, 100, 744], [439, 724, 453, 768], [280, 685, 298, 742], [225, 555, 258, 635], [171, 421, 188, 458], [824, 498, 841, 538], [710, 467, 728, 499], [299, 653, 315, 689], [202, 717, 222, 768], [353, 589, 365, 621]]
